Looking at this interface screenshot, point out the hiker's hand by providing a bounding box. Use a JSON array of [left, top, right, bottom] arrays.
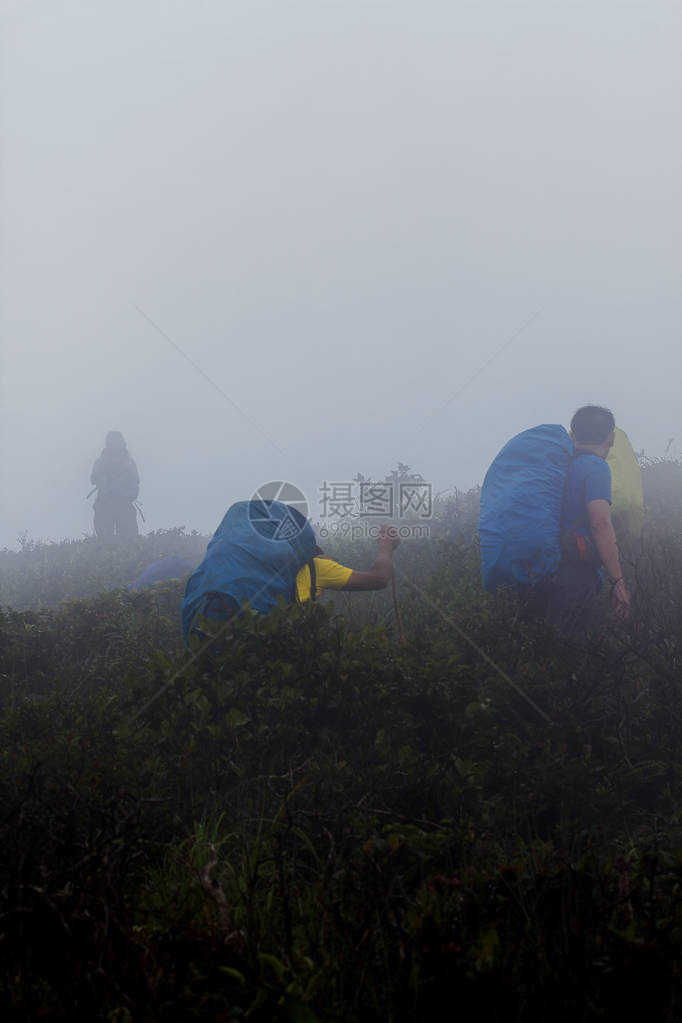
[[378, 525, 400, 552], [611, 579, 630, 622]]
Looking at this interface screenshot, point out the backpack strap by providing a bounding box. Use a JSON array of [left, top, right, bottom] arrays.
[[565, 512, 587, 535], [294, 558, 317, 603], [559, 453, 595, 565], [564, 451, 596, 534]]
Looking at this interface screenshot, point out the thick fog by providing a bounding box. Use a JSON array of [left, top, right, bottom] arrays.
[[1, 0, 680, 549]]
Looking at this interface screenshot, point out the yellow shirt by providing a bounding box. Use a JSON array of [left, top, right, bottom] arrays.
[[295, 557, 353, 602]]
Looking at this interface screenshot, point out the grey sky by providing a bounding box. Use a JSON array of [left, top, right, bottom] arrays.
[[1, 0, 680, 548]]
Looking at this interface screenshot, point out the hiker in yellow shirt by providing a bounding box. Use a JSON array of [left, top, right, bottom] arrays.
[[182, 504, 401, 647], [295, 524, 400, 601]]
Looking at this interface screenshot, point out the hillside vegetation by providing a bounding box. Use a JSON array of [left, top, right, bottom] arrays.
[[1, 464, 681, 1020]]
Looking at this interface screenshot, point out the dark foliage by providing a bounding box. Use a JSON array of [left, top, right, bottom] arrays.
[[0, 528, 208, 611], [1, 480, 682, 1020]]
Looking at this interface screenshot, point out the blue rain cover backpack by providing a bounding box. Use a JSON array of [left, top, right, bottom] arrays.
[[479, 424, 575, 592], [181, 500, 318, 644], [129, 556, 196, 592]]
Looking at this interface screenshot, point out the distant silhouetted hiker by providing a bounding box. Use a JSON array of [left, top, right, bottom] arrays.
[[90, 431, 140, 540], [129, 556, 196, 592], [182, 499, 399, 646], [480, 406, 630, 636]]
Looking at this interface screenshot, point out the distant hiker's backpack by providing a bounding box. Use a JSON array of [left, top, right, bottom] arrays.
[[479, 425, 574, 592], [129, 556, 195, 592], [181, 500, 318, 644]]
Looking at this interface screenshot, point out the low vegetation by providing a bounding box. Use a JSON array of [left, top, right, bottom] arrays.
[[1, 463, 681, 1020]]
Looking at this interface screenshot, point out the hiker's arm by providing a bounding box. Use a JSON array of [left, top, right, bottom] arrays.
[[587, 500, 622, 579], [342, 527, 400, 591], [587, 499, 630, 621]]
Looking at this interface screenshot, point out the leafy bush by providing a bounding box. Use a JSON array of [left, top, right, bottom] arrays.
[[0, 527, 207, 611], [1, 489, 682, 1019]]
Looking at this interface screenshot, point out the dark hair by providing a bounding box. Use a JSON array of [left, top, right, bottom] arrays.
[[570, 406, 615, 444]]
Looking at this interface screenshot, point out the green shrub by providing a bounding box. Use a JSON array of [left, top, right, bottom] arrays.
[[1, 500, 682, 1018]]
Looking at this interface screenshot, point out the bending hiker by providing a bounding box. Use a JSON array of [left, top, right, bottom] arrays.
[[479, 406, 630, 636], [90, 431, 140, 539], [182, 499, 399, 646]]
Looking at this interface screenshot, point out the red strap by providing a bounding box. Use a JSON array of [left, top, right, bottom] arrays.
[[575, 535, 589, 564]]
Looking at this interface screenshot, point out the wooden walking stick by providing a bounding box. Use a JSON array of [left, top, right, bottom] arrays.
[[391, 568, 406, 645]]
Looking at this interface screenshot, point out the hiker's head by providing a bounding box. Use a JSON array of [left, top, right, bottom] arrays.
[[105, 430, 127, 452], [570, 406, 615, 453]]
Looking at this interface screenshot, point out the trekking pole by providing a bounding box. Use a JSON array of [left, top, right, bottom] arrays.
[[135, 502, 146, 523], [391, 569, 406, 645], [86, 487, 97, 500]]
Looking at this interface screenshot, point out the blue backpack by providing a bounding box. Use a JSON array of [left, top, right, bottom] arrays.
[[181, 500, 318, 644], [129, 556, 196, 592], [479, 425, 575, 592]]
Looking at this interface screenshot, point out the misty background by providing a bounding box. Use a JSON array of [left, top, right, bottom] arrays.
[[1, 0, 680, 550]]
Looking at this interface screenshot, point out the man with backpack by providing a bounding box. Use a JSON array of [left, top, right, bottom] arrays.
[[479, 406, 630, 635], [547, 406, 630, 633], [181, 499, 399, 647]]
